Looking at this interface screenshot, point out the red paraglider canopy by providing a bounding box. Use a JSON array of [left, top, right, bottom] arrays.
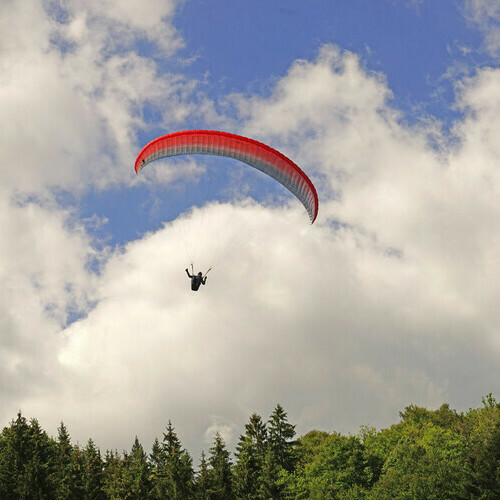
[[135, 130, 318, 223]]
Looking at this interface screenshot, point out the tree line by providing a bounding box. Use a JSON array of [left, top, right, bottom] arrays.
[[0, 397, 499, 499]]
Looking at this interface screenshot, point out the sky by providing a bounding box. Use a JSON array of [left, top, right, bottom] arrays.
[[1, 0, 500, 460]]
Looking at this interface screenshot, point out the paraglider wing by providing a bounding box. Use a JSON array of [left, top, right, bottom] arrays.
[[134, 130, 318, 223]]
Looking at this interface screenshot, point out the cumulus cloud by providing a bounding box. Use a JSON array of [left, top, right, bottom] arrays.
[[237, 46, 500, 331], [54, 0, 184, 56], [0, 0, 202, 447], [2, 3, 500, 461], [4, 47, 492, 459], [0, 188, 96, 413], [39, 45, 500, 457], [464, 0, 500, 57], [0, 0, 192, 193]]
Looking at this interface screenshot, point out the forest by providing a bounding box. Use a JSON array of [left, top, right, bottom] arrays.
[[0, 396, 499, 499]]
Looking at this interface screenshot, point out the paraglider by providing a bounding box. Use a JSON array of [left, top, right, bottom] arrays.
[[135, 130, 319, 289], [185, 268, 207, 291], [135, 130, 318, 223]]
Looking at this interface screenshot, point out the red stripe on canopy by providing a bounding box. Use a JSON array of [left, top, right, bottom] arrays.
[[135, 130, 318, 223]]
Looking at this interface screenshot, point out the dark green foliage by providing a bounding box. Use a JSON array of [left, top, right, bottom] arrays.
[[83, 438, 105, 499], [103, 449, 126, 499], [23, 418, 57, 498], [233, 413, 267, 499], [472, 416, 500, 498], [123, 437, 151, 498], [0, 412, 57, 499], [1, 397, 500, 499], [69, 445, 86, 498], [52, 422, 72, 499], [233, 440, 260, 499], [261, 404, 297, 499], [150, 420, 194, 499], [149, 437, 164, 483], [206, 432, 234, 499], [267, 404, 296, 473], [195, 451, 210, 499], [0, 412, 27, 499]]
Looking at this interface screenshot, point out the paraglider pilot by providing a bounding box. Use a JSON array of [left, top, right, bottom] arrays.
[[185, 268, 207, 291]]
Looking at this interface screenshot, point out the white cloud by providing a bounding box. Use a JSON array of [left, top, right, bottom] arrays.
[[464, 0, 500, 57], [0, 0, 204, 448], [58, 0, 184, 56], [236, 47, 500, 334], [233, 46, 393, 143], [0, 187, 96, 412], [2, 11, 500, 463], [0, 0, 203, 434], [0, 0, 192, 193], [203, 418, 238, 448], [41, 46, 500, 456]]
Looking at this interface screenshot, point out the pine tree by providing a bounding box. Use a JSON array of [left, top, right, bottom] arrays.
[[23, 418, 57, 498], [152, 421, 194, 499], [233, 413, 267, 499], [149, 437, 165, 497], [195, 451, 210, 499], [83, 438, 104, 499], [267, 404, 296, 471], [103, 449, 127, 499], [68, 444, 86, 498], [52, 421, 73, 499], [262, 404, 297, 499], [0, 411, 31, 498], [123, 436, 151, 499], [0, 412, 57, 499], [207, 432, 233, 499]]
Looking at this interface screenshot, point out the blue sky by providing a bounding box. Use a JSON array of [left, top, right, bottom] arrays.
[[81, 0, 490, 248], [175, 0, 480, 117], [1, 0, 500, 457]]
